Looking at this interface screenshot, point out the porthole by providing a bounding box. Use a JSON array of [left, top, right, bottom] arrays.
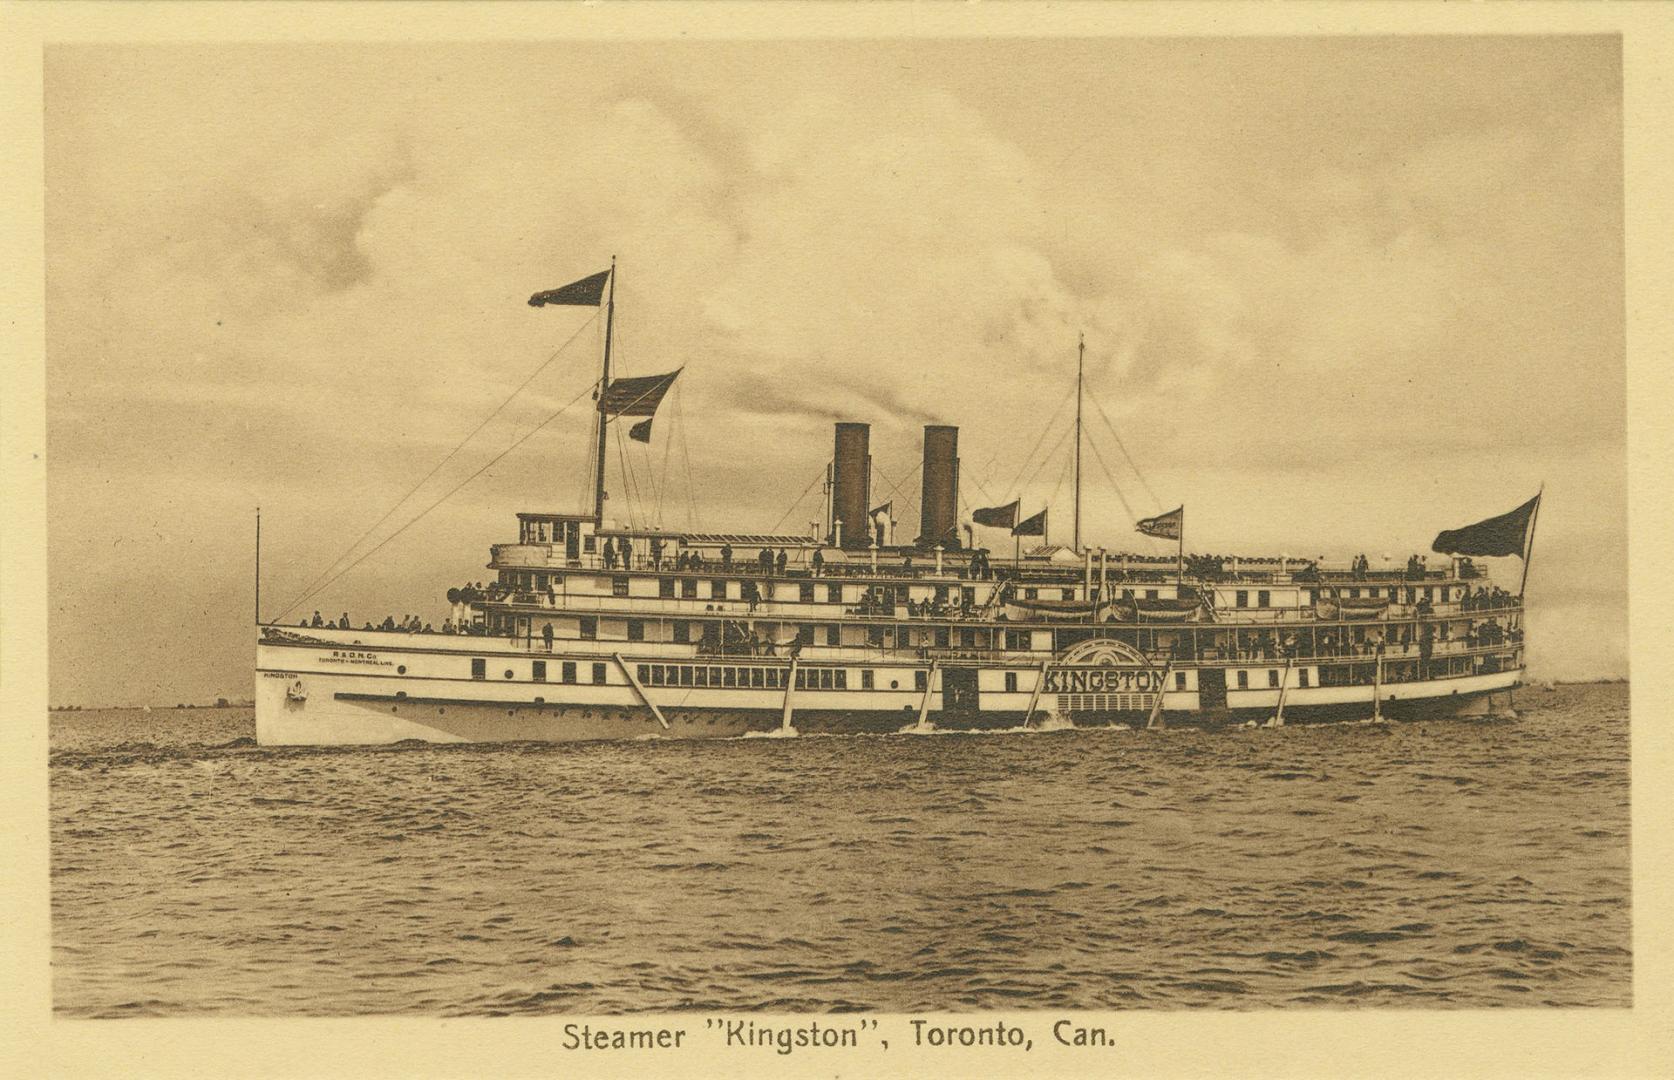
[[534, 696, 545, 704], [397, 665, 407, 675], [504, 669, 515, 679], [396, 691, 407, 699], [890, 680, 899, 689]]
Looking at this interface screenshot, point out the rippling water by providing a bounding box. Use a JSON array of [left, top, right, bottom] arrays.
[[50, 683, 1630, 1016]]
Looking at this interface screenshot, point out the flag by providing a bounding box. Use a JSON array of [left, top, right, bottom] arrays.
[[628, 418, 653, 443], [1431, 494, 1541, 559], [972, 500, 1019, 529], [528, 269, 611, 307], [1136, 506, 1183, 541], [1013, 508, 1047, 537], [869, 501, 892, 522], [598, 368, 682, 417]]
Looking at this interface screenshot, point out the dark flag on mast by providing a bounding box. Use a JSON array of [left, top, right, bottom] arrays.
[[628, 418, 653, 443], [1136, 506, 1183, 541], [1431, 494, 1541, 559], [972, 500, 1020, 529], [528, 269, 611, 307], [1013, 508, 1047, 537], [598, 368, 682, 417]]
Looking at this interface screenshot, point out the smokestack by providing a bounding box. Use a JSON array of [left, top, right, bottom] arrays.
[[830, 422, 870, 550], [918, 424, 960, 549]]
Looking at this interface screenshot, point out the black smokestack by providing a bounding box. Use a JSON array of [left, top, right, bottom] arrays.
[[918, 424, 960, 549], [830, 422, 870, 549]]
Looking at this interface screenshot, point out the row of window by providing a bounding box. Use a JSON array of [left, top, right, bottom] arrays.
[[470, 657, 608, 685], [1234, 668, 1311, 689], [633, 664, 931, 692]]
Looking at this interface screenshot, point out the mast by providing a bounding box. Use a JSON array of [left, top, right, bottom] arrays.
[[593, 256, 616, 524], [1074, 333, 1084, 554], [254, 506, 261, 625]]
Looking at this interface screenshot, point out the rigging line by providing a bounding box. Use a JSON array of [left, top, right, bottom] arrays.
[[1085, 433, 1142, 533], [767, 466, 829, 536], [1045, 450, 1075, 508], [674, 381, 699, 531], [1088, 391, 1163, 511], [1013, 418, 1076, 503], [285, 380, 597, 617], [656, 399, 676, 530], [871, 458, 923, 513], [999, 383, 1076, 503], [613, 423, 639, 528], [274, 310, 601, 622]]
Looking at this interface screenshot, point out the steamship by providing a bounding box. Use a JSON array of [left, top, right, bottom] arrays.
[[254, 267, 1536, 745]]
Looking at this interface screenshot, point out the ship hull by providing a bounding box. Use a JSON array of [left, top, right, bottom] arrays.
[[256, 633, 1520, 745]]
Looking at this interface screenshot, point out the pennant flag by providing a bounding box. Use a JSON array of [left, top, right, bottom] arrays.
[[1431, 493, 1541, 559], [1136, 506, 1183, 541], [629, 418, 653, 443], [972, 500, 1020, 529], [598, 368, 682, 417], [528, 269, 611, 307], [1012, 508, 1047, 537], [869, 501, 892, 521]]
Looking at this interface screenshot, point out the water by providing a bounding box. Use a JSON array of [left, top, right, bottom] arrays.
[[50, 683, 1631, 1016]]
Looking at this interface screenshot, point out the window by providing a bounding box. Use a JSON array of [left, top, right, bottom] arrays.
[[750, 668, 764, 688], [934, 627, 949, 647], [915, 670, 928, 692], [1267, 669, 1279, 688], [471, 658, 486, 680], [819, 669, 834, 689], [1424, 587, 1434, 601], [1004, 671, 1018, 693], [659, 577, 675, 598], [1005, 629, 1029, 651], [578, 617, 597, 640], [712, 579, 729, 600], [1306, 589, 1317, 605], [800, 582, 816, 603], [1389, 587, 1400, 601], [583, 535, 596, 553], [680, 666, 694, 686], [862, 669, 875, 689], [1299, 668, 1310, 688], [825, 624, 840, 646], [960, 628, 976, 648], [835, 670, 847, 689], [591, 662, 607, 685], [533, 661, 547, 682], [1145, 589, 1159, 600], [1175, 671, 1187, 691], [610, 576, 628, 597], [795, 668, 807, 689], [1236, 591, 1249, 608], [827, 584, 842, 603], [868, 626, 885, 647], [1257, 590, 1270, 608], [1237, 670, 1249, 689], [681, 578, 698, 599], [1024, 588, 1038, 600], [797, 624, 815, 646], [638, 664, 650, 684], [673, 621, 690, 644], [561, 661, 576, 684], [722, 668, 736, 687], [1062, 588, 1075, 601], [627, 620, 645, 642]]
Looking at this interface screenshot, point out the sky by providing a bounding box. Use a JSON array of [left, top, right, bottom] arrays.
[[44, 36, 1625, 706]]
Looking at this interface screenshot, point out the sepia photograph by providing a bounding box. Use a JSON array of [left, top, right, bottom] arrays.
[[20, 11, 1660, 1068]]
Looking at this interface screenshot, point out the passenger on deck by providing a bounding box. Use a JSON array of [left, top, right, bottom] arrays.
[[311, 611, 324, 627], [812, 550, 824, 574], [721, 543, 733, 569], [776, 548, 788, 574], [603, 538, 616, 569]]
